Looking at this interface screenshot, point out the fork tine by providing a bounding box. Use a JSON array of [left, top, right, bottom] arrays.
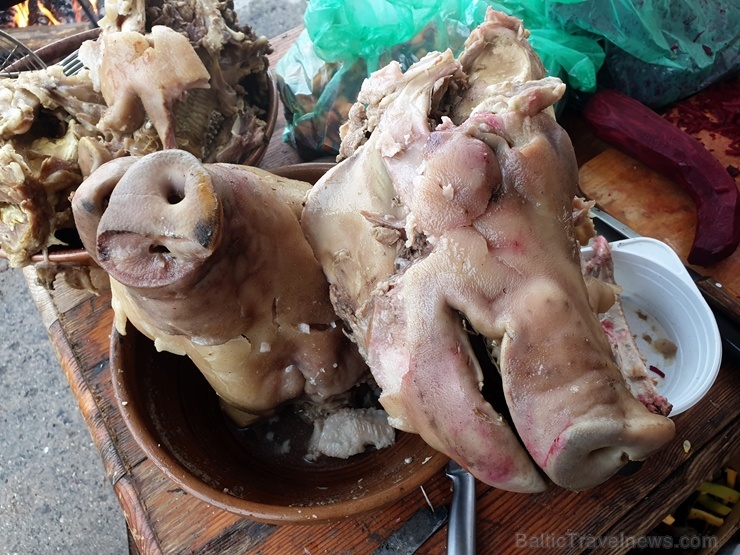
[[57, 50, 78, 67], [57, 50, 85, 76], [63, 59, 85, 76]]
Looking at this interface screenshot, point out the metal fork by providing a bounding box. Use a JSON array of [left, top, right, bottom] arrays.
[[57, 49, 84, 76], [0, 29, 47, 77]]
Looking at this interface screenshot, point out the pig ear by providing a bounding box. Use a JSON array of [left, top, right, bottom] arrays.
[[72, 156, 139, 262]]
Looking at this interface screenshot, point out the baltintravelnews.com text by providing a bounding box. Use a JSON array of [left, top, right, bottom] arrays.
[[515, 532, 718, 551]]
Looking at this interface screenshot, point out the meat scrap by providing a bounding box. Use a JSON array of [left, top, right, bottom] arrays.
[[583, 235, 673, 417], [0, 68, 106, 266], [79, 0, 275, 167], [301, 9, 675, 492], [79, 26, 211, 149], [306, 407, 396, 461]]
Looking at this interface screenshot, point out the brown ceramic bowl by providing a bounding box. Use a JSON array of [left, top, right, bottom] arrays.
[[109, 163, 447, 524], [0, 28, 278, 266]]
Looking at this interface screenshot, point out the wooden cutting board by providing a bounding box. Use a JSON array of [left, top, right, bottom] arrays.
[[578, 76, 740, 301]]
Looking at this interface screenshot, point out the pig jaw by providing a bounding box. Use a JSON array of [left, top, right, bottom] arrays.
[[364, 272, 548, 493], [498, 279, 676, 491]]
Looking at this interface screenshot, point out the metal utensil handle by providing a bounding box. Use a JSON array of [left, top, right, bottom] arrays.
[[447, 469, 476, 555]]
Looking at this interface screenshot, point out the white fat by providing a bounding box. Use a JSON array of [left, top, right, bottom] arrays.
[[306, 408, 395, 461], [111, 292, 129, 336], [404, 212, 419, 248], [152, 337, 186, 356]]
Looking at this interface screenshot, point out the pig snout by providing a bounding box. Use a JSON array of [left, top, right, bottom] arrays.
[[85, 151, 222, 288]]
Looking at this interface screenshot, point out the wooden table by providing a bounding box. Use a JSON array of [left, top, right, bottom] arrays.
[[21, 26, 740, 555]]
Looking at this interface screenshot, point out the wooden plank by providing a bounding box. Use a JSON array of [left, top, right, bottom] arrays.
[[252, 474, 453, 555], [42, 304, 163, 555], [596, 420, 740, 555], [128, 459, 254, 555], [579, 148, 699, 260]]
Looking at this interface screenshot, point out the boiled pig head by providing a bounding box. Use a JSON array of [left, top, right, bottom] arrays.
[[301, 10, 675, 492], [72, 149, 367, 425]]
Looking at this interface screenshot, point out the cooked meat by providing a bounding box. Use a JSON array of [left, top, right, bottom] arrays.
[[0, 0, 272, 270], [301, 9, 675, 492], [306, 407, 396, 460], [79, 26, 211, 148], [82, 0, 274, 165], [584, 235, 673, 416], [72, 149, 368, 425], [0, 67, 105, 266]]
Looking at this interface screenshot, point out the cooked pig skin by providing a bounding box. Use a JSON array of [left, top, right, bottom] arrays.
[[304, 49, 546, 494], [302, 9, 675, 492], [78, 26, 211, 149], [73, 150, 367, 422], [490, 110, 675, 489]]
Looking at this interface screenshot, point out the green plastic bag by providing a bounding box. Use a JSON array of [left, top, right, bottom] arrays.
[[305, 0, 474, 71], [548, 0, 739, 107], [275, 0, 486, 157], [275, 0, 604, 158], [486, 0, 605, 92]]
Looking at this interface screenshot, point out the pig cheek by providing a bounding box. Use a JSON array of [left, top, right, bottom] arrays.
[[415, 142, 502, 235]]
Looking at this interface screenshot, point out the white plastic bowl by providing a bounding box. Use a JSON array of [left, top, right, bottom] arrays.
[[582, 237, 722, 416]]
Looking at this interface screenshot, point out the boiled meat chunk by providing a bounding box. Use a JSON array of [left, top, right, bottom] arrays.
[[584, 235, 673, 416], [72, 150, 367, 425], [79, 26, 210, 149], [306, 408, 396, 461], [78, 0, 275, 167], [0, 67, 106, 266], [301, 9, 675, 492]]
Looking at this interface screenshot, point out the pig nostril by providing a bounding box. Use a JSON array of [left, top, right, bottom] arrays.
[[167, 191, 185, 204], [149, 244, 171, 255], [167, 186, 185, 204]]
